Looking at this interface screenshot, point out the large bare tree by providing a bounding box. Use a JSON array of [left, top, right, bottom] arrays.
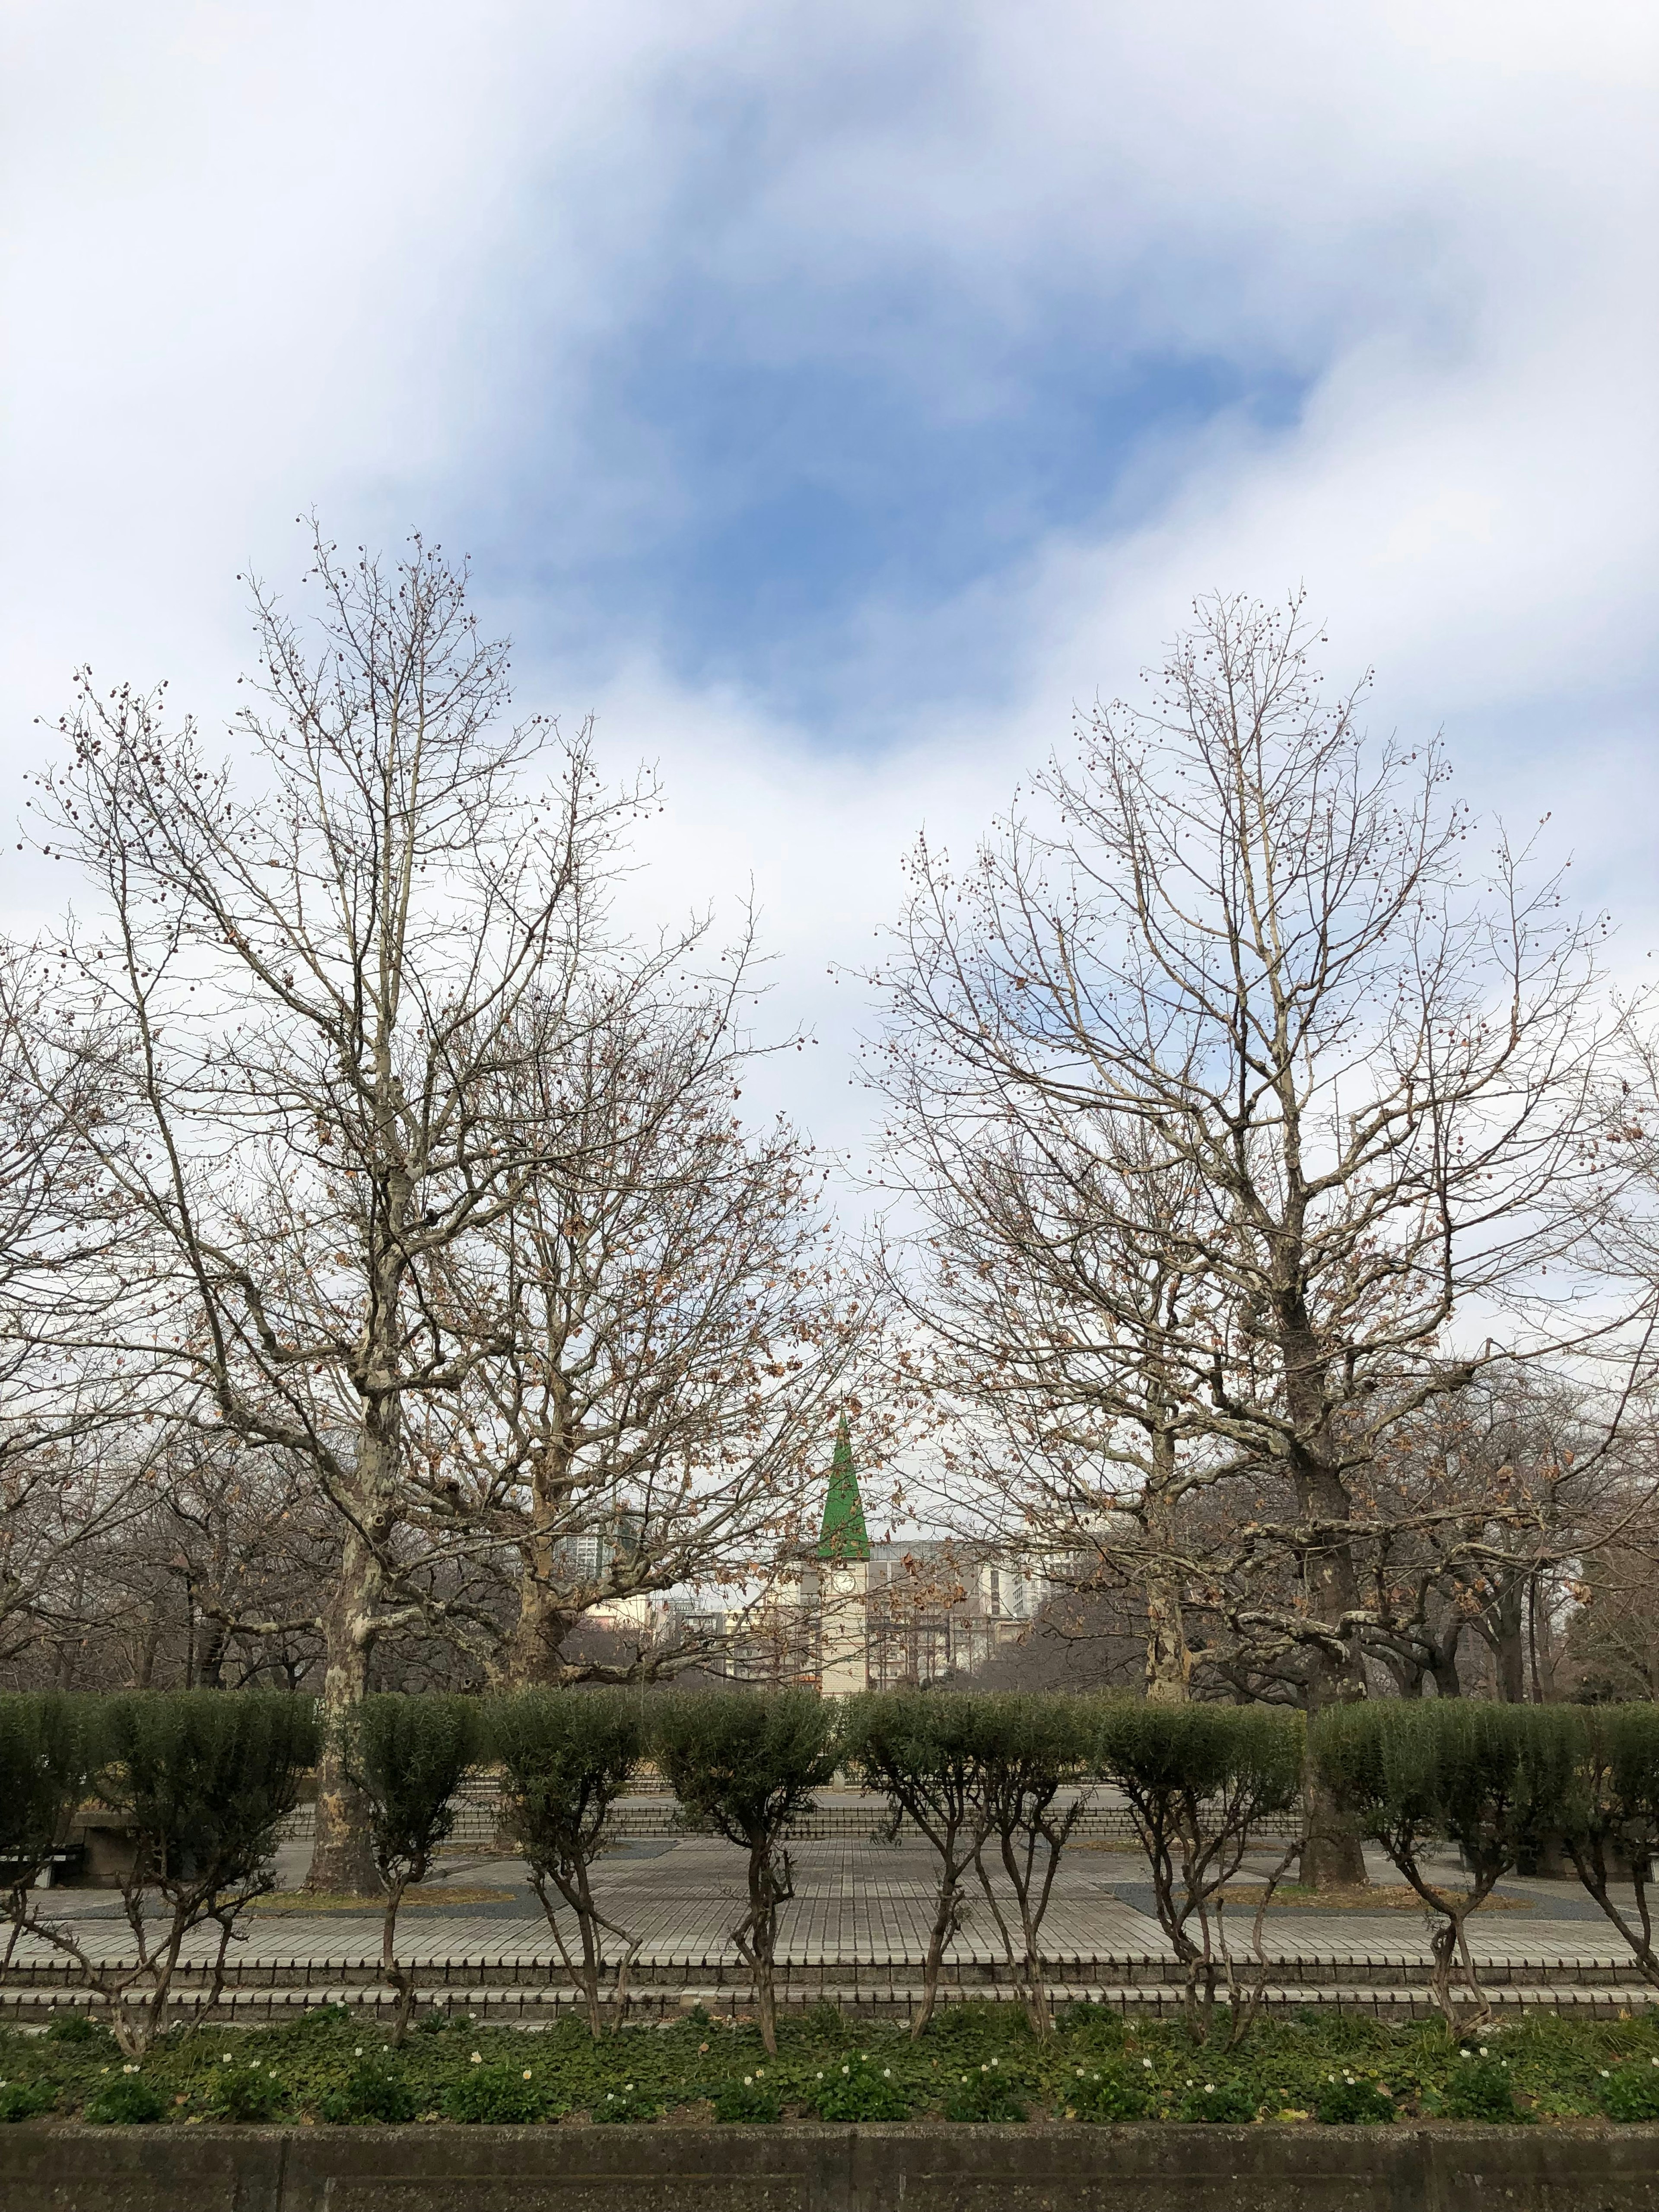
[[35, 526, 664, 1887], [399, 969, 881, 1687], [874, 593, 1627, 1883]]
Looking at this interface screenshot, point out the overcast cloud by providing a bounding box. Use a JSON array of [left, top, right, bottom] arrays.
[[2, 0, 1654, 1160]]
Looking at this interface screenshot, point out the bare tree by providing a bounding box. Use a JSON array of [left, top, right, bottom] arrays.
[[35, 525, 662, 1888], [413, 974, 879, 1687], [874, 593, 1625, 1883]]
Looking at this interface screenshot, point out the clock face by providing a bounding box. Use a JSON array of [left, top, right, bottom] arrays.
[[828, 1568, 856, 1597]]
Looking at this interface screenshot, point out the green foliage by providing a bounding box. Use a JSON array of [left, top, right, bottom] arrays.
[[1314, 2074, 1395, 2124], [1064, 2065, 1150, 2121], [0, 1692, 99, 1887], [944, 2059, 1029, 2122], [45, 2012, 109, 2045], [1440, 2054, 1525, 2122], [1095, 1700, 1303, 1820], [0, 2082, 56, 2122], [442, 2061, 553, 2123], [1176, 2078, 1257, 2123], [84, 2074, 166, 2124], [98, 1691, 321, 1891], [489, 1688, 643, 1865], [712, 2075, 782, 2123], [350, 1694, 482, 1884], [650, 1689, 840, 1845], [842, 1689, 985, 1831], [1313, 1700, 1562, 1883], [591, 2080, 661, 2122], [1601, 2061, 1659, 2122], [319, 2057, 417, 2123], [808, 2051, 911, 2120], [204, 2061, 289, 2121]]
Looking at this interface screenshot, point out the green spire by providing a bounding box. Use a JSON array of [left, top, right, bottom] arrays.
[[816, 1413, 870, 1561]]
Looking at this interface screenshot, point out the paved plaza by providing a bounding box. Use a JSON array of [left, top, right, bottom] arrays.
[[11, 1811, 1658, 2022]]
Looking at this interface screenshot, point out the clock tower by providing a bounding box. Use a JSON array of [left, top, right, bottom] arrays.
[[813, 1413, 870, 1695]]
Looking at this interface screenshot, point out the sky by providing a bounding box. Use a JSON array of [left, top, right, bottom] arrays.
[[2, 0, 1656, 1166]]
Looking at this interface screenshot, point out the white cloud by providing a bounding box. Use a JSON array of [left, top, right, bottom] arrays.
[[1, 0, 1653, 1160]]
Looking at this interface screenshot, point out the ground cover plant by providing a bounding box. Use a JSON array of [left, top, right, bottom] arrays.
[[3, 1999, 1657, 2129]]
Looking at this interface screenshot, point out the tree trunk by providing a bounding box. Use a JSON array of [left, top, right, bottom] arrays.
[[305, 1519, 383, 1895], [1144, 1574, 1193, 1703]]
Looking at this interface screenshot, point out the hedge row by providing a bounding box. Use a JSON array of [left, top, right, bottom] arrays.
[[7, 1691, 1659, 2053]]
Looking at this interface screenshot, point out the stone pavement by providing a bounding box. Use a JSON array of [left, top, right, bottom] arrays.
[[10, 1831, 1659, 2024]]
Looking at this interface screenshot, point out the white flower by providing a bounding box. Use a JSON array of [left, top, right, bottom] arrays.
[[1602, 2069, 1612, 2078], [123, 2065, 138, 2075], [1075, 2069, 1085, 2079], [354, 2047, 363, 2057], [470, 2053, 482, 2065], [1204, 2084, 1214, 2094], [744, 2077, 753, 2087], [522, 2069, 532, 2082], [1141, 2059, 1152, 2071], [883, 2069, 891, 2079]]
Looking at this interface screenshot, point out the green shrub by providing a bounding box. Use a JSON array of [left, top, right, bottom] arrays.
[[591, 2081, 661, 2123], [1065, 2066, 1150, 2121], [712, 2076, 782, 2123], [489, 1688, 645, 2040], [0, 2082, 56, 2123], [92, 1691, 321, 2052], [842, 1690, 991, 2037], [1093, 1700, 1302, 2050], [319, 2058, 417, 2124], [1440, 2055, 1524, 2122], [0, 1692, 99, 1905], [1176, 2079, 1257, 2123], [84, 2075, 166, 2125], [44, 2011, 108, 2045], [349, 1694, 483, 2043], [1541, 1705, 1659, 1990], [651, 1689, 840, 2057], [1314, 2074, 1395, 2124], [205, 2063, 289, 2122], [944, 2060, 1029, 2122], [1600, 2061, 1659, 2123], [808, 2052, 910, 2121], [967, 1694, 1093, 2040], [1314, 1701, 1567, 2031], [441, 2062, 551, 2124]]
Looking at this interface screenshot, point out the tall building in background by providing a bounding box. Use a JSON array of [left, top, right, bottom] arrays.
[[787, 1416, 1044, 1693]]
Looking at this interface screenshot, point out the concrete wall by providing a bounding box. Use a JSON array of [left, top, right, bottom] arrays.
[[5, 2124, 1659, 2212]]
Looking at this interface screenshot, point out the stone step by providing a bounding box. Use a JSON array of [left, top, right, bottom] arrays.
[[5, 1978, 1653, 2028], [3, 1949, 1643, 1993]]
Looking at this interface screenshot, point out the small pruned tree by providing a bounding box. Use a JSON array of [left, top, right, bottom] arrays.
[[30, 1691, 318, 2053], [1094, 1700, 1302, 2047], [842, 1689, 989, 2037], [965, 1693, 1091, 2038], [0, 1693, 100, 1967], [490, 1688, 645, 2037], [1314, 1700, 1568, 2029], [1544, 1703, 1659, 1990], [349, 1693, 483, 2042], [651, 1688, 839, 2055]]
